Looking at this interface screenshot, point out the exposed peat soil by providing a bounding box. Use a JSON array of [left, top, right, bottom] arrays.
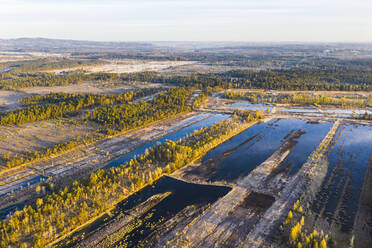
[[61, 176, 230, 248]]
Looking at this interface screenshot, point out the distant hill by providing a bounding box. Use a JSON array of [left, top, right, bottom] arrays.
[[1, 38, 371, 58], [0, 38, 155, 53]]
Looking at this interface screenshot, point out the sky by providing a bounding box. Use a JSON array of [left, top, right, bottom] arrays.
[[1, 0, 371, 42]]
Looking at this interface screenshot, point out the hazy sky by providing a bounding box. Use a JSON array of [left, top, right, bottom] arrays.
[[1, 0, 371, 42]]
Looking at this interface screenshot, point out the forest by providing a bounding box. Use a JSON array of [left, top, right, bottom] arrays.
[[1, 58, 103, 74], [20, 88, 158, 106], [117, 68, 372, 91], [0, 88, 158, 126], [0, 71, 120, 89], [85, 87, 193, 134], [0, 110, 262, 248]]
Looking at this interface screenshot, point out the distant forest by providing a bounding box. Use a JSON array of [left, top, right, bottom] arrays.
[[123, 68, 372, 91], [1, 48, 372, 91], [1, 67, 371, 91]]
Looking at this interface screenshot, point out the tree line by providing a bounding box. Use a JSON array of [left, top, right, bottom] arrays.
[[20, 88, 158, 106], [0, 71, 120, 89], [0, 88, 166, 170], [1, 58, 103, 74], [223, 91, 371, 108], [118, 68, 372, 91]]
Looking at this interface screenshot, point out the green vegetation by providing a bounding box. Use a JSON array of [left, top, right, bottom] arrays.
[[282, 200, 330, 248], [192, 92, 207, 109], [84, 87, 192, 134], [21, 89, 158, 106], [0, 111, 262, 248], [0, 89, 158, 126], [2, 58, 103, 73], [118, 68, 372, 91], [0, 71, 120, 89], [0, 88, 186, 171], [217, 69, 372, 91], [224, 91, 371, 108]]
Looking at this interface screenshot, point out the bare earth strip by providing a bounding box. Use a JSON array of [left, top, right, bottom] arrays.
[[76, 192, 171, 248]]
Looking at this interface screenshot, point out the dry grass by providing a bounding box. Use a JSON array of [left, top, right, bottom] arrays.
[[0, 119, 97, 156], [21, 82, 132, 95], [21, 81, 162, 95], [0, 90, 29, 111]]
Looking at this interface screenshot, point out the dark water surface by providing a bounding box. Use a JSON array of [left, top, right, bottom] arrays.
[[201, 118, 332, 182], [311, 124, 372, 233], [113, 176, 230, 247], [59, 176, 230, 248], [104, 113, 229, 169]]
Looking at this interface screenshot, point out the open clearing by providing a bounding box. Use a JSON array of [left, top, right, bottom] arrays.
[[21, 81, 163, 95], [0, 119, 97, 157], [0, 90, 29, 112], [21, 82, 133, 95], [44, 59, 196, 74]]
